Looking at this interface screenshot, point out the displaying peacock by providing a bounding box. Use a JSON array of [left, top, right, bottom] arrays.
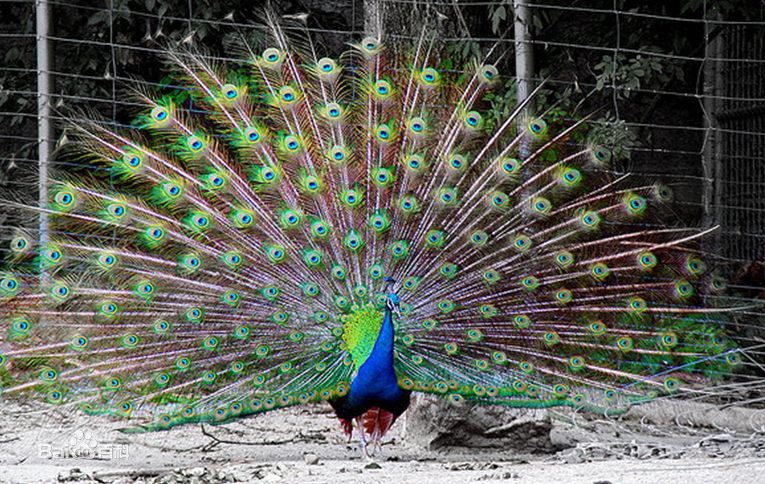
[[0, 20, 742, 456]]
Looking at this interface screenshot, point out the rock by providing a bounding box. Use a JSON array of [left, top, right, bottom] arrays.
[[304, 453, 320, 465], [57, 468, 89, 482], [549, 426, 577, 450], [405, 394, 554, 452], [558, 448, 585, 464], [477, 470, 519, 480], [339, 467, 363, 474]]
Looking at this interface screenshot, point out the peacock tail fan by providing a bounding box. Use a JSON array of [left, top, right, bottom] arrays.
[[0, 20, 744, 438]]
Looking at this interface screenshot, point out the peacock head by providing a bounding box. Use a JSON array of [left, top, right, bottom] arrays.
[[386, 293, 401, 318], [384, 276, 400, 317]]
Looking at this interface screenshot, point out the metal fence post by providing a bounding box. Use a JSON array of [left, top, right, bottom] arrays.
[[36, 0, 53, 276]]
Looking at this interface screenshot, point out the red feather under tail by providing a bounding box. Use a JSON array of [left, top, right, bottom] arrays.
[[338, 406, 399, 445]]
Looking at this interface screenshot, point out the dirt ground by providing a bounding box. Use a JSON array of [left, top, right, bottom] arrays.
[[1, 399, 764, 484]]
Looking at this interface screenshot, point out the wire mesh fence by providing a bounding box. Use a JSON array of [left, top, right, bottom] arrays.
[[717, 23, 765, 265], [2, 1, 764, 261], [0, 0, 764, 388]]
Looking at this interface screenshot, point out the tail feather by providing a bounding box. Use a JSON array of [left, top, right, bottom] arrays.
[[0, 24, 743, 433]]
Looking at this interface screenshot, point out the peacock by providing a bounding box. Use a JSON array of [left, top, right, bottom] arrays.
[[0, 20, 742, 456]]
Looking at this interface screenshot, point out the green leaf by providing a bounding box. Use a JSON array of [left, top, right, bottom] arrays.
[[87, 11, 110, 26], [533, 14, 543, 30], [4, 47, 20, 63]]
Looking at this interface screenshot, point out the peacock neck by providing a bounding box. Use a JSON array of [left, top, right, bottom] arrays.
[[371, 304, 396, 371]]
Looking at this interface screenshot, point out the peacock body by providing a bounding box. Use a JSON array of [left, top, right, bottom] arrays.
[[0, 22, 740, 450]]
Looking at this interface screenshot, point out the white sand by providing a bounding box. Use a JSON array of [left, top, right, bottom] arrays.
[[1, 401, 764, 484]]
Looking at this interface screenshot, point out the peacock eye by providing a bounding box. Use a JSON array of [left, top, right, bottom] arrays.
[[245, 127, 260, 142]]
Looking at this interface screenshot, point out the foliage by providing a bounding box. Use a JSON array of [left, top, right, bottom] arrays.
[[588, 114, 641, 162], [1, 0, 762, 191], [0, 0, 270, 201], [594, 52, 684, 100], [481, 0, 757, 163]]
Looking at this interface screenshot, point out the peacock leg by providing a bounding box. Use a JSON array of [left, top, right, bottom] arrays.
[[356, 415, 374, 459]]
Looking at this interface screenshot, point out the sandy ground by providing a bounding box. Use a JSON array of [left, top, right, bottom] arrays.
[[1, 399, 765, 484]]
